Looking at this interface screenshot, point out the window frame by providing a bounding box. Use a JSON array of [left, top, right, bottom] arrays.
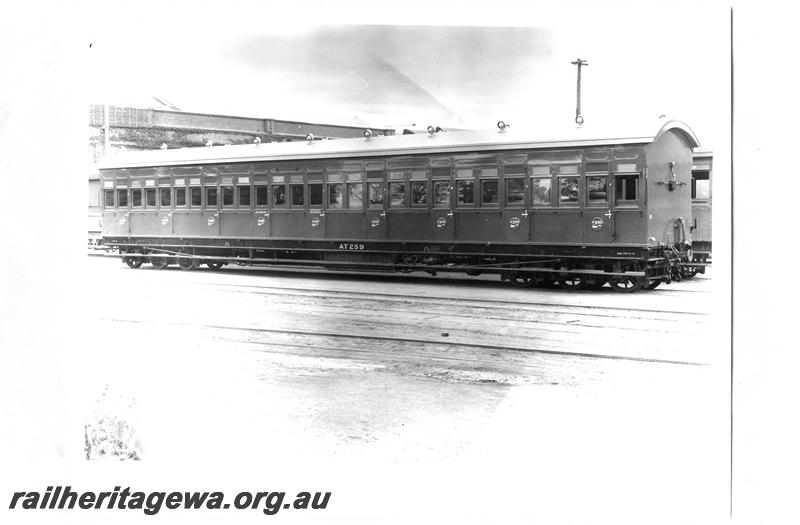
[[254, 184, 269, 208], [189, 186, 202, 208], [346, 181, 363, 210], [614, 172, 641, 207], [308, 182, 323, 208], [117, 188, 129, 208], [159, 186, 172, 208], [480, 178, 500, 207], [388, 180, 406, 208], [205, 185, 219, 209], [327, 182, 344, 210], [505, 177, 526, 208], [585, 172, 609, 207], [367, 181, 386, 210], [290, 183, 305, 208], [271, 183, 287, 208], [410, 180, 429, 208], [174, 186, 187, 207], [432, 180, 450, 208], [103, 189, 115, 209]]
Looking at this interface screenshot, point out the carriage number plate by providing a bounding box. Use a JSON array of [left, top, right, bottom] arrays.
[[338, 243, 365, 250]]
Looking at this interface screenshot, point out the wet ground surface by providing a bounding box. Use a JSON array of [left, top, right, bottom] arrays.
[[76, 256, 728, 521]]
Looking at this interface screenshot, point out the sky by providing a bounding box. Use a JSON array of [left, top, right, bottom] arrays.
[[83, 1, 731, 151]]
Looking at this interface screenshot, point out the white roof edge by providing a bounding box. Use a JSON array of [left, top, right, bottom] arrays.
[[98, 120, 695, 170], [655, 120, 701, 149]]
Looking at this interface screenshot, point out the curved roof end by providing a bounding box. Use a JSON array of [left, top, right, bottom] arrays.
[[655, 119, 700, 149]]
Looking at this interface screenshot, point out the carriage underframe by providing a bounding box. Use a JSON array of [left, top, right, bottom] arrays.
[[105, 236, 695, 293]]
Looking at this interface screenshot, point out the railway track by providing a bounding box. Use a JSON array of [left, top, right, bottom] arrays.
[[90, 256, 714, 367]]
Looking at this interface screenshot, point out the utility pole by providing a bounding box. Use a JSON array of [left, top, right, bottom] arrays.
[[571, 58, 588, 125]]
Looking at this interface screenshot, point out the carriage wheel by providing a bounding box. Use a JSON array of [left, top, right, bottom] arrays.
[[206, 261, 224, 270], [123, 256, 143, 269], [557, 275, 588, 290], [610, 276, 644, 293], [177, 257, 196, 271], [681, 265, 699, 279], [508, 272, 535, 287], [150, 256, 169, 270]]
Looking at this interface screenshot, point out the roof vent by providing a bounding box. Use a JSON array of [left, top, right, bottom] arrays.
[[306, 133, 315, 143], [364, 129, 373, 139], [253, 136, 261, 145], [205, 140, 213, 147], [497, 120, 510, 131]]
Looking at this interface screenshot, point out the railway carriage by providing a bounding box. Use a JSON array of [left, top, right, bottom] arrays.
[[687, 149, 712, 277], [100, 119, 700, 292]]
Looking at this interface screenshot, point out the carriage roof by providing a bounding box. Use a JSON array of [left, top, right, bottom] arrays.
[[98, 119, 699, 170]]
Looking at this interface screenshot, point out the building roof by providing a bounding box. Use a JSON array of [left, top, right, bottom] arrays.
[[99, 118, 700, 169]]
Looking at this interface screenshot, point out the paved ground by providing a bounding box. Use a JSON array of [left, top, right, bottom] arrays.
[[73, 256, 729, 522]]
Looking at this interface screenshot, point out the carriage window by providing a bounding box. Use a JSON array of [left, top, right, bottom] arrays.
[[160, 187, 171, 207], [506, 178, 525, 206], [587, 176, 608, 204], [532, 178, 551, 206], [328, 183, 343, 209], [558, 177, 578, 204], [411, 181, 427, 206], [104, 189, 114, 208], [291, 184, 304, 206], [190, 187, 202, 207], [347, 182, 363, 209], [481, 179, 499, 205], [206, 187, 218, 207], [272, 184, 286, 206], [433, 181, 450, 207], [130, 188, 141, 207], [457, 180, 474, 205], [615, 174, 638, 202], [309, 183, 323, 206], [692, 172, 710, 200], [175, 187, 186, 206], [222, 186, 234, 207], [256, 186, 268, 207], [238, 186, 251, 207], [368, 182, 385, 209], [118, 188, 129, 207], [145, 188, 156, 207], [389, 182, 406, 207]]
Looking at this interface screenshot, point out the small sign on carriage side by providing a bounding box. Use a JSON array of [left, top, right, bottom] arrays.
[[509, 216, 521, 230], [591, 217, 604, 230]]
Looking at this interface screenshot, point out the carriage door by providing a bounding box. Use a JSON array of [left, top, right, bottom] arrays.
[[203, 176, 221, 237], [253, 178, 270, 237], [156, 177, 174, 236], [500, 163, 529, 242], [105, 179, 131, 236], [429, 167, 454, 241], [583, 161, 613, 244], [612, 162, 644, 244], [364, 162, 387, 239], [306, 172, 326, 238]]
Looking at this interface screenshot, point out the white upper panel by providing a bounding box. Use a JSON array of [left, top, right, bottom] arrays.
[[99, 119, 699, 170]]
